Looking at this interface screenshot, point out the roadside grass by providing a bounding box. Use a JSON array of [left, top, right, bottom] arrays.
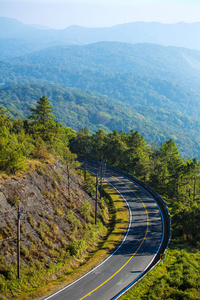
[[119, 247, 200, 300], [13, 181, 129, 300]]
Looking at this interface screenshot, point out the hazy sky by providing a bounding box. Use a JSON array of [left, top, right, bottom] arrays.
[[1, 0, 200, 29]]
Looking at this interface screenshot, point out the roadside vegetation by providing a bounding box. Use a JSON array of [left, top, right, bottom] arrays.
[[120, 249, 200, 300]]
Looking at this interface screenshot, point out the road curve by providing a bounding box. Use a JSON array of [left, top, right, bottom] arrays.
[[43, 163, 170, 300]]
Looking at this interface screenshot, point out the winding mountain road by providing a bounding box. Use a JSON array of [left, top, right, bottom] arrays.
[[44, 163, 170, 300]]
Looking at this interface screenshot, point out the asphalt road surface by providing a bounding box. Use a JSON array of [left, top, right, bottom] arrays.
[[44, 164, 164, 300]]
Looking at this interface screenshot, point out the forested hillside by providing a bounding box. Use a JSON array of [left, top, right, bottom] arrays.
[[2, 42, 200, 90], [1, 84, 200, 158], [1, 41, 200, 159], [2, 42, 200, 112]]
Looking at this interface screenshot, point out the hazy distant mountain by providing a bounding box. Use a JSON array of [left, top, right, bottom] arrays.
[[1, 42, 200, 119], [1, 17, 200, 52], [60, 22, 200, 50], [0, 17, 50, 38]]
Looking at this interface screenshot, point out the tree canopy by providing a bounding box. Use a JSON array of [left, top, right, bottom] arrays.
[[28, 95, 55, 125]]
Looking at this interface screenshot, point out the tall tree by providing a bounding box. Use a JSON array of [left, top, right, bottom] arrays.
[[185, 158, 200, 201], [122, 130, 151, 180], [158, 139, 183, 197], [91, 129, 107, 160], [69, 127, 91, 156], [28, 96, 56, 141], [28, 96, 55, 125], [102, 130, 127, 166]]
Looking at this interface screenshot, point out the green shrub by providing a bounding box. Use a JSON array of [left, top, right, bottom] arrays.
[[8, 195, 21, 207], [20, 245, 29, 257], [65, 210, 82, 230], [80, 202, 91, 220], [69, 240, 85, 256]]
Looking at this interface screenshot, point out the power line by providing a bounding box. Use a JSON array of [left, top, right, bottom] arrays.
[[0, 235, 16, 243], [0, 208, 17, 217]]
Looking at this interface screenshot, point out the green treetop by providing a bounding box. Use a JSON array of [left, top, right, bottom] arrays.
[[28, 96, 55, 125]]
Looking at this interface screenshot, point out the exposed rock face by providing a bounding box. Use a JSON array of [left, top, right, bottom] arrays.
[[0, 161, 95, 265]]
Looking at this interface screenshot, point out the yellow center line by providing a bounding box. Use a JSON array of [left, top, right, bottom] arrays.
[[80, 176, 149, 300]]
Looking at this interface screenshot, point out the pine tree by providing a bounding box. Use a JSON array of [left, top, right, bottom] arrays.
[[28, 96, 56, 141], [28, 96, 55, 125]]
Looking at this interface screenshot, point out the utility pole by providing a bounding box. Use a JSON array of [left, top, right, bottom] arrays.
[[100, 159, 107, 200], [67, 163, 70, 198], [95, 173, 98, 225], [17, 205, 27, 279], [84, 149, 87, 181], [100, 157, 103, 200], [17, 205, 20, 279]]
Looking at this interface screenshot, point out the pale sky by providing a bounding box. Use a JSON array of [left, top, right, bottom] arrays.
[[0, 0, 200, 29]]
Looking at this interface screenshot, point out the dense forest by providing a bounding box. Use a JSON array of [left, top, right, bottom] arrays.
[[2, 43, 200, 106], [1, 41, 200, 160], [0, 96, 199, 299], [1, 83, 200, 159]]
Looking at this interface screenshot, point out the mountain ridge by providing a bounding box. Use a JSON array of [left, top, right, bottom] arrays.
[[1, 17, 200, 50]]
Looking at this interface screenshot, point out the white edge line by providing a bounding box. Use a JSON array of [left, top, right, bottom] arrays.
[[44, 176, 132, 300]]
